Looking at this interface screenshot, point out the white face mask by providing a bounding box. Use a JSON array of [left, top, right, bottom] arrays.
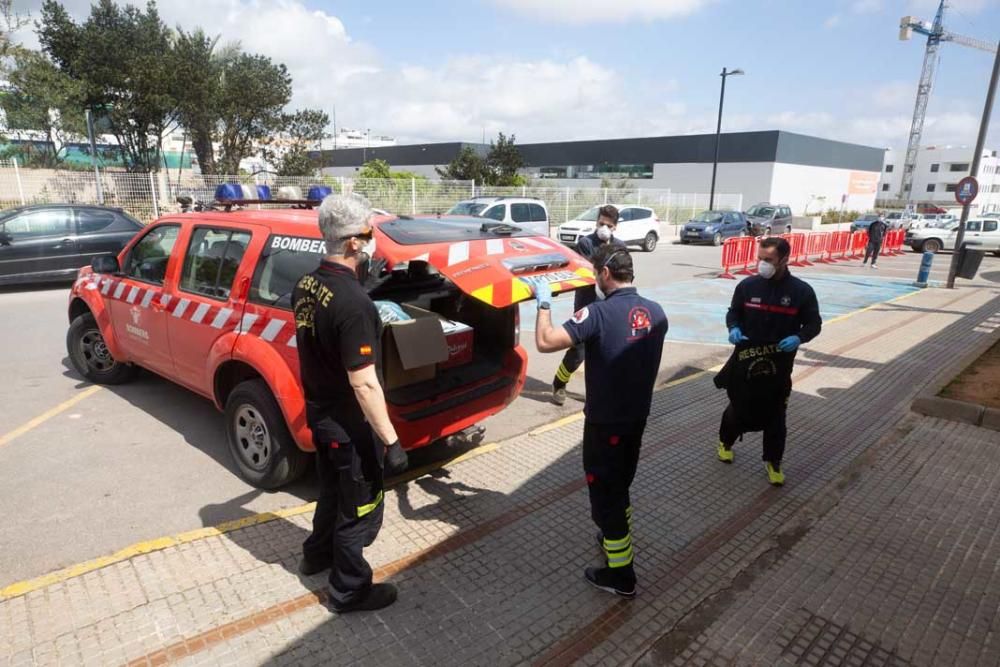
[[360, 236, 376, 262], [757, 260, 776, 279], [596, 225, 613, 242]]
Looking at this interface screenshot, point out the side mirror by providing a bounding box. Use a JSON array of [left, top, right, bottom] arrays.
[[0, 231, 11, 246], [91, 255, 120, 274]]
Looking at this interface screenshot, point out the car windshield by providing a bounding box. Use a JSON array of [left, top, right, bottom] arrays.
[[858, 215, 878, 222], [447, 202, 488, 216], [747, 206, 774, 217], [378, 215, 539, 245], [693, 211, 724, 224], [573, 206, 601, 222], [887, 212, 903, 219]]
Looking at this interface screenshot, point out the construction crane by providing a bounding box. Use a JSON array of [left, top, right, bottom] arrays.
[[897, 1, 997, 212]]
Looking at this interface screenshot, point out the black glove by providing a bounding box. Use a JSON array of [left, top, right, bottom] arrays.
[[359, 256, 391, 293], [384, 440, 409, 475]]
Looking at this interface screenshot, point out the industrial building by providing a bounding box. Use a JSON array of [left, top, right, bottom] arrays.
[[877, 145, 1000, 214], [318, 130, 885, 214]]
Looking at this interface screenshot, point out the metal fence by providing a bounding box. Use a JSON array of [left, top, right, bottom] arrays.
[[0, 160, 742, 227]]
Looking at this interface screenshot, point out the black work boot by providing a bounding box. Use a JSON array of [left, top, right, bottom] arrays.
[[298, 556, 330, 576], [327, 583, 398, 614], [584, 566, 636, 599]]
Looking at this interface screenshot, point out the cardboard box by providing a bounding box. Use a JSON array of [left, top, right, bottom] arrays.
[[439, 319, 474, 369], [381, 304, 449, 390]]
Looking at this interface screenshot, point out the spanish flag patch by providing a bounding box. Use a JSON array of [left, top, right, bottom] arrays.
[[360, 345, 372, 356]]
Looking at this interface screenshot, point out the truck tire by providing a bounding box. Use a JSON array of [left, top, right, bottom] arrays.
[[66, 313, 137, 385], [642, 232, 658, 252], [923, 239, 942, 254], [225, 379, 309, 489]]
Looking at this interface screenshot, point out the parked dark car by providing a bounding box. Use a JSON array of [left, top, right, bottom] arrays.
[[745, 203, 793, 236], [680, 210, 749, 245], [0, 204, 143, 286], [849, 214, 880, 234]]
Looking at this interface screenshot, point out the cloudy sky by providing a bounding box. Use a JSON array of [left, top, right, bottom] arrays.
[[12, 0, 1000, 150]]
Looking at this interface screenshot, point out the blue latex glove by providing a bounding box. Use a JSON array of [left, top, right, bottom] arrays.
[[777, 335, 801, 352], [522, 277, 552, 308], [728, 327, 749, 345]]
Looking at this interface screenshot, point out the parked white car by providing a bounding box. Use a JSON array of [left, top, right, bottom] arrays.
[[557, 205, 661, 252], [905, 218, 1000, 255], [445, 197, 549, 237]]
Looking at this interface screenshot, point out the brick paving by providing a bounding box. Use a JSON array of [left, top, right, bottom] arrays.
[[2, 283, 999, 666]]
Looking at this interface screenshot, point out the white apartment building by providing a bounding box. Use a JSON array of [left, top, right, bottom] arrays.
[[878, 145, 1000, 213]]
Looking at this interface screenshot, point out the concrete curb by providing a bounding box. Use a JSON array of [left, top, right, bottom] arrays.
[[910, 314, 1000, 432]]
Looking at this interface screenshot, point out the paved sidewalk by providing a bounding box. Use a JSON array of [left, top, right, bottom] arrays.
[[2, 283, 999, 667]]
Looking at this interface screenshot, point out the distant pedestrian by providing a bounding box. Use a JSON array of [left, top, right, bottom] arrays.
[[714, 237, 822, 486], [530, 245, 667, 598], [551, 204, 626, 406], [863, 212, 888, 269]]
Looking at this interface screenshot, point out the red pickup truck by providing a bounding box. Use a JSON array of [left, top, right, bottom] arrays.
[[66, 207, 594, 488]]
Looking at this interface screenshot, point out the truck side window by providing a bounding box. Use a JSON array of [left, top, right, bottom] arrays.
[[181, 228, 252, 299], [124, 225, 180, 285], [250, 235, 326, 310]]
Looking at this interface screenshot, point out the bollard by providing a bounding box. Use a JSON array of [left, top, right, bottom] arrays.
[[915, 251, 934, 288]]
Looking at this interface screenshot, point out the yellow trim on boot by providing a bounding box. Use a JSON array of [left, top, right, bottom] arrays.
[[717, 441, 734, 463], [765, 462, 785, 486]]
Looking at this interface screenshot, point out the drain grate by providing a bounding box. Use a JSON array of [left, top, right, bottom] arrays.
[[776, 609, 911, 667]]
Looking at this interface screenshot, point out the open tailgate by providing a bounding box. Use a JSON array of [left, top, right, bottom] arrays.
[[374, 223, 595, 308]]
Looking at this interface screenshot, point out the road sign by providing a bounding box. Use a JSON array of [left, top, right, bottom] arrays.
[[955, 176, 979, 205]]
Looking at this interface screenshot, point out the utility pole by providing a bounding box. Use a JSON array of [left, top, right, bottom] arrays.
[[946, 39, 1000, 289]]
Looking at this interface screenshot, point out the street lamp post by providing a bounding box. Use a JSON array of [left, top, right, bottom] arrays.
[[709, 67, 744, 210]]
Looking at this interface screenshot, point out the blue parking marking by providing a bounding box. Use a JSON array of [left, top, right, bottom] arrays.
[[520, 274, 919, 345]]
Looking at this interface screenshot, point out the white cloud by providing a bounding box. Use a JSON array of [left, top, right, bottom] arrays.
[[851, 0, 882, 14], [492, 0, 712, 24], [871, 82, 914, 110], [8, 1, 993, 150]]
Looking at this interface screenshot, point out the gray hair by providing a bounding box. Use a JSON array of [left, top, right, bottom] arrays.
[[317, 194, 372, 255]]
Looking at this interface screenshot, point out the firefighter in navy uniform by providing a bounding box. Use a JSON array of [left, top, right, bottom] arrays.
[[531, 245, 668, 598], [715, 237, 822, 486], [551, 204, 626, 406], [292, 195, 408, 613]]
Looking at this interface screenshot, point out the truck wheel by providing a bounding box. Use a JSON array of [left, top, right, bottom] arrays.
[[67, 313, 137, 385], [225, 379, 309, 489], [923, 239, 942, 254], [642, 232, 658, 252], [712, 233, 723, 246]]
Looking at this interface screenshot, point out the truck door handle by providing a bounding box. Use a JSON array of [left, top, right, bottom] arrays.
[[53, 238, 75, 249]]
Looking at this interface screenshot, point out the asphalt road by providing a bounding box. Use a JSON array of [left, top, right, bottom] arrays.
[[0, 240, 968, 586]]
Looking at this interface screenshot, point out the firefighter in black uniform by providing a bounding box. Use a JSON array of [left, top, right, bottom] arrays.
[[292, 195, 408, 613], [531, 245, 668, 598], [551, 204, 627, 406], [715, 237, 822, 486]]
